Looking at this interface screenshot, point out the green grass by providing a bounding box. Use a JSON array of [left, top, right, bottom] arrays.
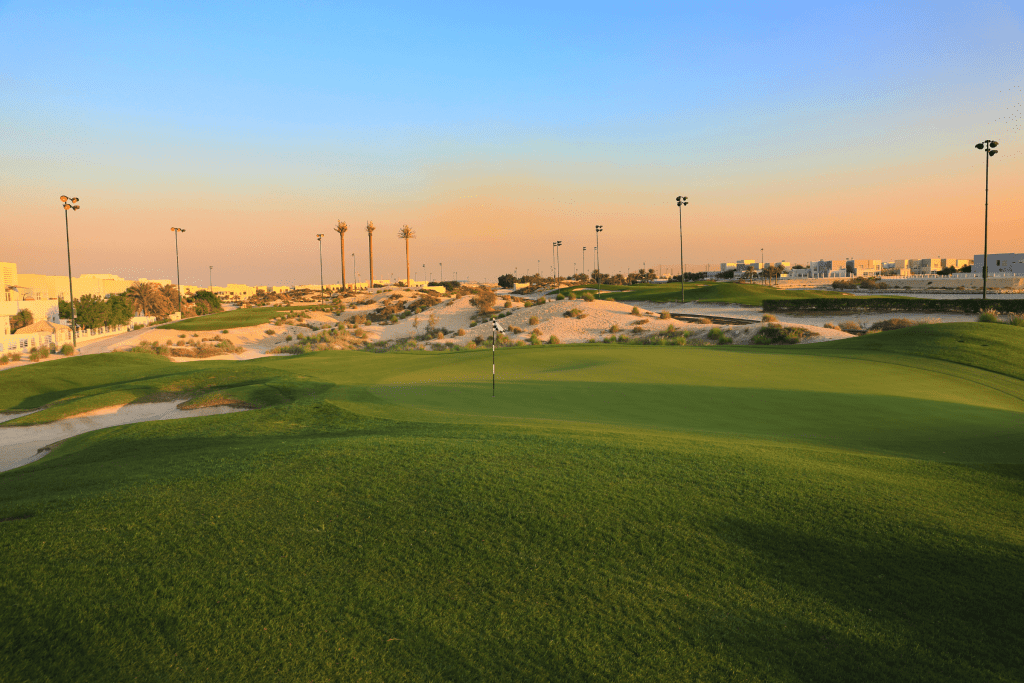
[[161, 305, 322, 331], [1, 323, 1022, 681], [562, 281, 857, 306]]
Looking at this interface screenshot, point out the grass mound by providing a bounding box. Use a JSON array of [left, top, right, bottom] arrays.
[[162, 305, 322, 331], [562, 282, 851, 306]]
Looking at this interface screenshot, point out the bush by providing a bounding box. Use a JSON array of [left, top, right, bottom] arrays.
[[762, 314, 778, 322], [660, 311, 671, 319], [470, 321, 477, 327], [60, 343, 75, 356], [823, 323, 840, 330], [264, 329, 276, 335], [568, 292, 577, 300], [868, 318, 917, 332], [528, 316, 539, 326], [549, 335, 560, 344], [530, 333, 541, 346], [221, 330, 229, 334], [523, 300, 533, 308], [609, 324, 620, 333], [581, 292, 595, 302], [28, 347, 50, 361], [563, 308, 587, 319], [536, 297, 546, 304], [838, 321, 863, 334], [556, 294, 565, 300], [465, 342, 477, 350], [457, 328, 466, 336], [978, 309, 1000, 323], [751, 323, 819, 345], [1008, 313, 1024, 327], [504, 300, 512, 308], [707, 327, 732, 345], [631, 306, 641, 316], [764, 297, 1024, 314]]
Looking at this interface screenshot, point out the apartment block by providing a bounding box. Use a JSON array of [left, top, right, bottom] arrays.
[[845, 259, 882, 276], [972, 253, 1024, 275]]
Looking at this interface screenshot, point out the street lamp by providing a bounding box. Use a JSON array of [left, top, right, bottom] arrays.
[[440, 262, 443, 283], [676, 196, 688, 302], [60, 195, 80, 346], [316, 234, 325, 303], [975, 140, 1000, 299], [171, 227, 186, 313], [582, 246, 587, 281], [595, 226, 603, 298], [209, 266, 213, 290]]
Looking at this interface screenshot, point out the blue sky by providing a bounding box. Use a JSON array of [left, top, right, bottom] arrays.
[[2, 1, 1021, 285]]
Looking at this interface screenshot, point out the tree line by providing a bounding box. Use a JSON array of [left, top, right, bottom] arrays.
[[53, 283, 223, 330]]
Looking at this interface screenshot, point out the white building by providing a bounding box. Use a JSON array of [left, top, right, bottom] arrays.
[[972, 253, 1024, 276]]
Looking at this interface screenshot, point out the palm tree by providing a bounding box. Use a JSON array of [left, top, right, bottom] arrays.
[[365, 221, 376, 289], [398, 225, 415, 286], [334, 220, 348, 290], [125, 282, 160, 316]]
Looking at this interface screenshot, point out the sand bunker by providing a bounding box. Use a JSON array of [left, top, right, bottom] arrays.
[[0, 400, 248, 473]]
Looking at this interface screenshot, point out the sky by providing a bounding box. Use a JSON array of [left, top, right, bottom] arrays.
[[2, 1, 1022, 286]]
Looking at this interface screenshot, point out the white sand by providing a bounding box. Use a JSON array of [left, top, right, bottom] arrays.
[[0, 400, 248, 473]]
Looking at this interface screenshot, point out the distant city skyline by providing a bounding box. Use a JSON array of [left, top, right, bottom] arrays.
[[2, 2, 1021, 286]]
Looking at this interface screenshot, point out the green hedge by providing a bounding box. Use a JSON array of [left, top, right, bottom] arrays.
[[762, 297, 1024, 313]]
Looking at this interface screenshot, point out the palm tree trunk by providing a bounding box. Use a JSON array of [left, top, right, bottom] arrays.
[[405, 238, 410, 286], [340, 234, 346, 290], [368, 233, 374, 289]]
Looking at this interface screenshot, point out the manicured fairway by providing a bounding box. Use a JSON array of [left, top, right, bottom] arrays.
[[161, 304, 322, 331], [560, 281, 858, 305], [1, 324, 1022, 681]]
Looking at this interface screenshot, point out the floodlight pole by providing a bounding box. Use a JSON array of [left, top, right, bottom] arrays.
[[171, 227, 186, 313], [676, 196, 688, 302], [492, 324, 496, 397], [209, 266, 213, 290], [975, 140, 1000, 300], [317, 234, 325, 303], [595, 226, 603, 298], [60, 195, 80, 346]]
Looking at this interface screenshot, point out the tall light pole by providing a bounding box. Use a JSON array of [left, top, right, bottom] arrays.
[[440, 262, 443, 283], [582, 246, 587, 281], [975, 140, 1000, 300], [60, 195, 80, 346], [353, 253, 357, 289], [554, 240, 562, 289], [316, 234, 325, 303], [209, 266, 213, 290], [676, 196, 688, 302], [595, 226, 603, 298], [171, 227, 186, 314]]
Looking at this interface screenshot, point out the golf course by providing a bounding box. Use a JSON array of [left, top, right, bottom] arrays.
[[2, 323, 1022, 681]]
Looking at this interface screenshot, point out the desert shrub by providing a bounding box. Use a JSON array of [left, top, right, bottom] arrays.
[[696, 317, 712, 324], [470, 321, 477, 327], [824, 323, 841, 330], [707, 327, 732, 345], [178, 333, 186, 338], [221, 330, 229, 334], [556, 294, 565, 301], [868, 318, 917, 332], [176, 340, 186, 346], [536, 297, 546, 304], [568, 292, 577, 300], [510, 326, 523, 334], [60, 343, 75, 356], [28, 347, 46, 361], [581, 292, 595, 302], [762, 314, 778, 322], [457, 328, 466, 336], [8, 352, 22, 362], [666, 325, 676, 334], [528, 316, 539, 325], [1008, 313, 1024, 327], [264, 329, 276, 335], [609, 324, 620, 333], [530, 333, 541, 345], [564, 308, 587, 319], [751, 323, 819, 345], [549, 335, 561, 344], [473, 336, 485, 345], [523, 300, 533, 308], [631, 306, 641, 316], [470, 289, 497, 314], [504, 300, 512, 308], [516, 340, 527, 347], [0, 354, 8, 365], [660, 311, 671, 319], [465, 342, 477, 350], [838, 321, 863, 333], [978, 309, 1000, 323], [285, 335, 293, 341]]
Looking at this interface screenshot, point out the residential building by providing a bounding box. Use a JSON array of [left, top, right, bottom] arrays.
[[972, 253, 1024, 276], [846, 259, 882, 277]]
